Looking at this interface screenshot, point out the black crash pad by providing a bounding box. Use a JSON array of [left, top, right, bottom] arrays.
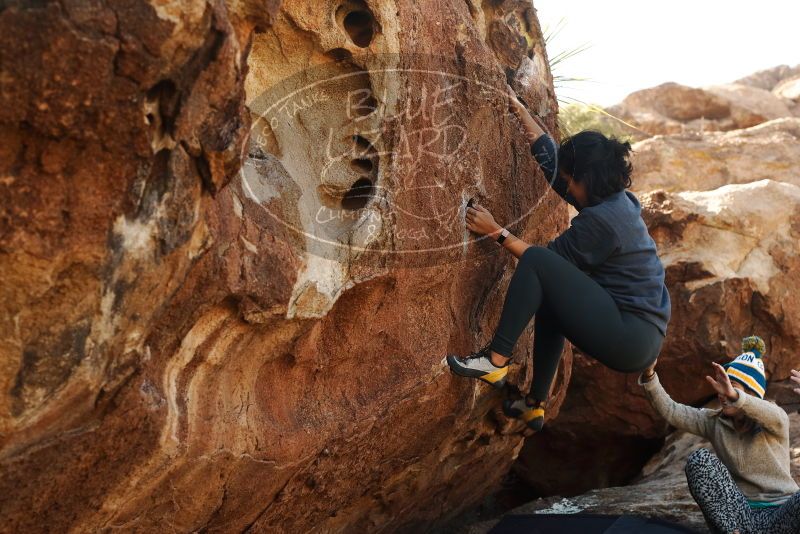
[[488, 514, 700, 533]]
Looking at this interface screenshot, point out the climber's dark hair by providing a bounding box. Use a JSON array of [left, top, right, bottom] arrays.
[[557, 130, 633, 206]]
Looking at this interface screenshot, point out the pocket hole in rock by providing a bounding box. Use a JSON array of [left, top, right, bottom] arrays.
[[325, 47, 353, 62], [145, 79, 179, 136], [347, 71, 378, 117], [344, 11, 374, 47], [336, 0, 377, 48], [350, 135, 379, 175], [350, 158, 373, 174], [341, 177, 374, 210], [352, 135, 377, 158], [353, 92, 377, 116]]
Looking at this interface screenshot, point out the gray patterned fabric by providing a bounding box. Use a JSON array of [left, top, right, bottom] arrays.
[[685, 448, 800, 534]]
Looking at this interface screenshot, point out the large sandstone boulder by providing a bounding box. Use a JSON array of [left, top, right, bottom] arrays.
[[733, 64, 800, 91], [774, 76, 800, 101], [470, 412, 800, 534], [515, 179, 800, 495], [774, 76, 800, 117], [630, 117, 800, 193], [733, 64, 800, 119], [645, 179, 800, 385], [603, 78, 798, 141], [0, 1, 569, 532], [615, 82, 731, 123], [705, 83, 795, 127], [603, 82, 731, 140]]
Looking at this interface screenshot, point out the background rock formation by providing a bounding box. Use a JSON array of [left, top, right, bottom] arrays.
[[600, 65, 800, 141], [630, 118, 800, 192], [0, 0, 569, 532]]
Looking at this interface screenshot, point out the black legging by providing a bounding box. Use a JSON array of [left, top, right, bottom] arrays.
[[489, 246, 664, 401]]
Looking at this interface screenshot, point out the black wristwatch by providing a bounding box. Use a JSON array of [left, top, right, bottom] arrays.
[[495, 228, 510, 245]]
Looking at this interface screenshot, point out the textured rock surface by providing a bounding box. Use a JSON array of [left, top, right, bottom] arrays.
[[705, 83, 795, 127], [603, 75, 799, 141], [0, 0, 569, 532], [469, 412, 800, 534], [516, 179, 800, 494], [630, 118, 800, 193], [733, 64, 800, 92], [774, 76, 800, 101], [642, 180, 800, 385], [774, 76, 800, 117], [729, 64, 800, 122]]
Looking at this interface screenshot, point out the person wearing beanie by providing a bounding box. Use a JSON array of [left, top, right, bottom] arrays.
[[639, 336, 799, 533], [723, 336, 768, 399]]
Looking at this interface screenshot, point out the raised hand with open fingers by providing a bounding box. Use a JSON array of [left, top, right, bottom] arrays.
[[706, 362, 738, 401]]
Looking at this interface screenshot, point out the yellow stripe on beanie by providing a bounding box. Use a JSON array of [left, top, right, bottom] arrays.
[[727, 366, 766, 398]]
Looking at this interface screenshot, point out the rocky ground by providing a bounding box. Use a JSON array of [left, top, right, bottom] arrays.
[[467, 412, 800, 533]]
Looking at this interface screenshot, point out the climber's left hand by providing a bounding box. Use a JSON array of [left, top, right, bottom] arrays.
[[466, 203, 501, 238]]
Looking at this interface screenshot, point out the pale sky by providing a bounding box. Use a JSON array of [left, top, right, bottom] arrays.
[[534, 0, 800, 107]]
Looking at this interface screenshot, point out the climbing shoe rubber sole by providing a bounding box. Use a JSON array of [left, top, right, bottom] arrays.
[[446, 355, 508, 389], [502, 399, 545, 431]]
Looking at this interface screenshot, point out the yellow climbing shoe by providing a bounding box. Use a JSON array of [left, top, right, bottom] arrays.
[[446, 344, 509, 389], [503, 398, 545, 431]]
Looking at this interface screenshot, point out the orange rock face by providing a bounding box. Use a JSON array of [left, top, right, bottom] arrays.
[[0, 0, 568, 531]]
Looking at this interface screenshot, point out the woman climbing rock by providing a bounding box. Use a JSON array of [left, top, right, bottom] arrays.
[[639, 336, 800, 533], [446, 85, 671, 431]]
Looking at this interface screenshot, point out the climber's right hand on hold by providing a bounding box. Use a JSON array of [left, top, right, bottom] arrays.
[[505, 84, 545, 142], [466, 203, 501, 238], [506, 84, 526, 120]]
